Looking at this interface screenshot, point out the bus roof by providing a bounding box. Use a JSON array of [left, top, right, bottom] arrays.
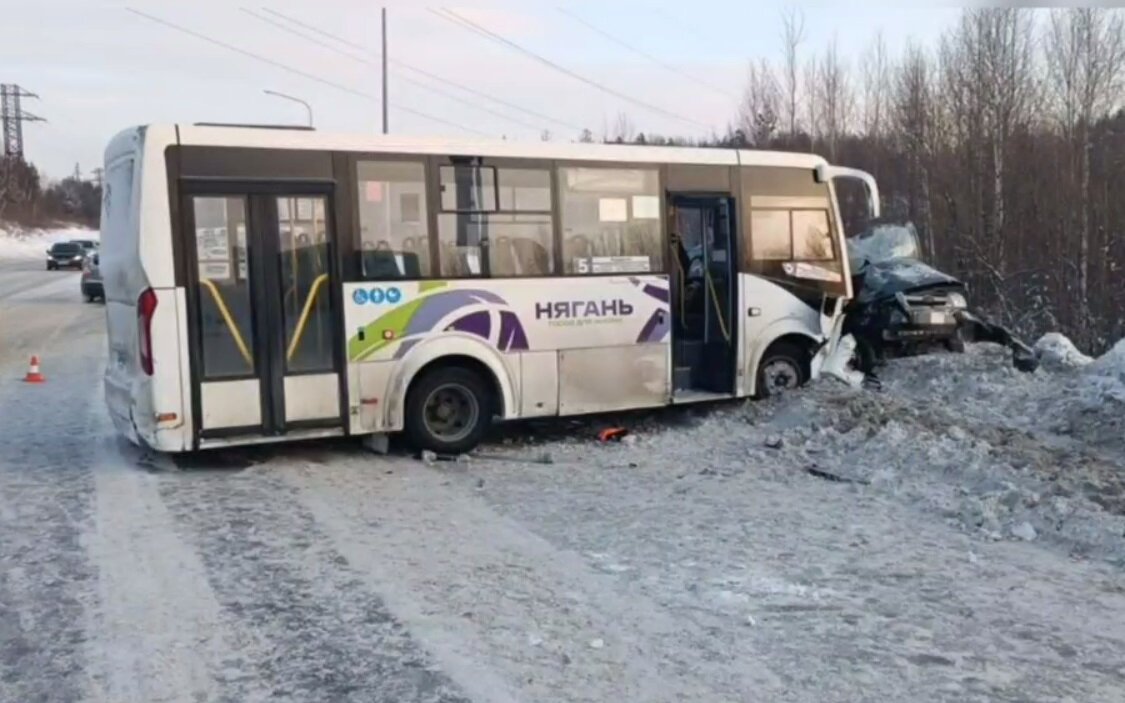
[[132, 123, 831, 170]]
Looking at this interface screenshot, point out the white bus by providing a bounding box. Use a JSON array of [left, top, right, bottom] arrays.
[[100, 124, 878, 453]]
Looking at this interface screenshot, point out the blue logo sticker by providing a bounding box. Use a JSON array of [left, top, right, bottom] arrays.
[[352, 288, 369, 305], [369, 287, 385, 304], [386, 286, 402, 303]]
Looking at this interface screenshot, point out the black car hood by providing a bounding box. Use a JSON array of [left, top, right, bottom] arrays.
[[855, 258, 964, 304]]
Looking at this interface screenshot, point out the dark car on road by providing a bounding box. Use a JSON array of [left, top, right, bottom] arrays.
[[81, 252, 103, 302], [844, 219, 1037, 374], [46, 241, 87, 270]]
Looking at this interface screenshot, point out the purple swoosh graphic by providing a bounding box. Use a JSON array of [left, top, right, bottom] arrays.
[[642, 284, 669, 303], [446, 310, 492, 338], [405, 290, 506, 337], [636, 309, 671, 343], [498, 311, 529, 351], [392, 337, 421, 359]]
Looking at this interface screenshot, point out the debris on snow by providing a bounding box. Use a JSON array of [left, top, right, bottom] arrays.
[[818, 334, 866, 388], [1011, 522, 1038, 542], [419, 450, 438, 465], [806, 466, 870, 485], [588, 638, 605, 650], [764, 435, 784, 449]]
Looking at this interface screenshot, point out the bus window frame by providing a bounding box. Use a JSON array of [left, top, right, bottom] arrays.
[[432, 155, 558, 279], [553, 159, 669, 279]]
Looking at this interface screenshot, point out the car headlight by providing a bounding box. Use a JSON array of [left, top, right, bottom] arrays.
[[946, 292, 968, 309]]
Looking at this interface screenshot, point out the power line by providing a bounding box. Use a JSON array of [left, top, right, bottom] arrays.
[[125, 8, 488, 136], [258, 6, 583, 132], [240, 7, 369, 64], [260, 6, 367, 52], [240, 7, 545, 134], [432, 7, 710, 130], [555, 8, 738, 101]]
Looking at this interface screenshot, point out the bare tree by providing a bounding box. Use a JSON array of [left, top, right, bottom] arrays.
[[939, 8, 1036, 290], [739, 58, 781, 146], [780, 7, 805, 136], [1047, 8, 1125, 334], [861, 31, 890, 140], [979, 9, 1038, 251], [803, 55, 819, 144], [893, 42, 936, 256], [816, 37, 853, 161], [609, 112, 636, 144]]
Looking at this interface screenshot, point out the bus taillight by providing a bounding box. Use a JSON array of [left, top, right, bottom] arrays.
[[138, 287, 158, 375]]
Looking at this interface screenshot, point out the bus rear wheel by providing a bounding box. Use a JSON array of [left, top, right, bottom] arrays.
[[405, 366, 492, 454]]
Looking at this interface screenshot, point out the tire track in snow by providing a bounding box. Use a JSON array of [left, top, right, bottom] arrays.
[[156, 468, 470, 703], [81, 434, 271, 703], [0, 354, 99, 703], [278, 461, 786, 703]]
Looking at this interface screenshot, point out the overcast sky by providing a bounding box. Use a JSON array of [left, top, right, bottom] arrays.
[[3, 1, 961, 178]]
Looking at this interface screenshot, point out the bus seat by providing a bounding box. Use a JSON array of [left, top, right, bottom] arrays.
[[512, 238, 549, 275], [491, 235, 517, 276]]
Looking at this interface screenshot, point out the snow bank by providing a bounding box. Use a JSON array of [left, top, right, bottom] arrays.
[[0, 226, 98, 261], [1034, 332, 1093, 370], [548, 336, 1125, 565]]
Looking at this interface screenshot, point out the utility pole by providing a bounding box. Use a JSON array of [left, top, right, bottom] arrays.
[[381, 7, 388, 134], [1, 84, 46, 159]]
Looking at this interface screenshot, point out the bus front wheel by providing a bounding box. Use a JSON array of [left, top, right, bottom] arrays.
[[405, 365, 492, 454], [755, 342, 809, 399]]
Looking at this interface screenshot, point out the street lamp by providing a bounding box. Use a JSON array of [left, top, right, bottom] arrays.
[[263, 89, 313, 127]]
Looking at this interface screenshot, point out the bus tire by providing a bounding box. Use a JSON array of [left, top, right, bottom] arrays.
[[404, 365, 492, 454], [755, 341, 809, 399]]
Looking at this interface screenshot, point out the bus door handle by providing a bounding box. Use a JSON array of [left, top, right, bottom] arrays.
[[748, 307, 761, 317]]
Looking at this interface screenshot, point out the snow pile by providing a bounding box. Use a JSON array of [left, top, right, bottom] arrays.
[[527, 335, 1124, 564], [1034, 332, 1093, 370], [0, 226, 98, 261]]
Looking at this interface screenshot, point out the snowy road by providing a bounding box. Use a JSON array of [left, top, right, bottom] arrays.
[[2, 262, 1124, 702]]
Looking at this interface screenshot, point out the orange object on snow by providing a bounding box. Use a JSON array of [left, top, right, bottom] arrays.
[[23, 355, 45, 383], [597, 427, 628, 442]]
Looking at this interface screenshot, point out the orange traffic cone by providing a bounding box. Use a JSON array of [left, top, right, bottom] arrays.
[[23, 355, 45, 383]]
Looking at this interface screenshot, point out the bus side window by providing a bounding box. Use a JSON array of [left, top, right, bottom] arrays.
[[356, 160, 430, 280], [436, 164, 554, 278], [558, 167, 662, 275]]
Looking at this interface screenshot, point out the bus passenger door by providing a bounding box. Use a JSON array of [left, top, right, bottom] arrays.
[[668, 195, 737, 397], [184, 189, 344, 444]]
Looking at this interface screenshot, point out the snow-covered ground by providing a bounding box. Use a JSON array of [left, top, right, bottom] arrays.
[[0, 224, 98, 260], [2, 258, 1123, 702], [473, 333, 1125, 566]]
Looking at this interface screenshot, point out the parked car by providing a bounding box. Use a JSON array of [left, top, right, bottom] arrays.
[[46, 241, 87, 270], [843, 219, 1037, 374], [81, 252, 103, 302], [72, 238, 99, 255]]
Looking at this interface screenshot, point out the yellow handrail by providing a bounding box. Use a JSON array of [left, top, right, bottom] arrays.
[[705, 270, 732, 344], [286, 273, 329, 362], [199, 279, 252, 365]]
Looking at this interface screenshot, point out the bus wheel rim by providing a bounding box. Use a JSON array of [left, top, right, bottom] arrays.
[[763, 358, 800, 393], [423, 383, 479, 442]]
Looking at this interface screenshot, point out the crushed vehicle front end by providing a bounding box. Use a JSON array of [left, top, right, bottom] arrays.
[[844, 219, 1037, 373]]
